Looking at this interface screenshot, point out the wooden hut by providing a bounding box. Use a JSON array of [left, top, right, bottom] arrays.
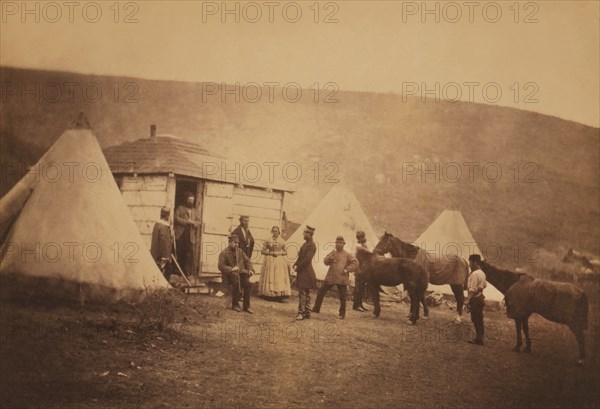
[[103, 126, 293, 278]]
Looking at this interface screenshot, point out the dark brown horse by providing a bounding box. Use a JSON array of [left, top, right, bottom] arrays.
[[374, 232, 469, 322], [354, 247, 428, 324], [479, 260, 588, 365]]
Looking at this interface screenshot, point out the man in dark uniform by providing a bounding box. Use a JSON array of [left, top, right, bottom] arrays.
[[312, 236, 359, 320], [351, 230, 369, 312], [232, 215, 254, 260], [218, 235, 255, 313], [150, 207, 173, 281], [293, 225, 317, 320], [466, 254, 487, 345], [174, 192, 201, 275]]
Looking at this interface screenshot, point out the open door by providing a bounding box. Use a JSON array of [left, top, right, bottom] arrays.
[[200, 182, 235, 276]]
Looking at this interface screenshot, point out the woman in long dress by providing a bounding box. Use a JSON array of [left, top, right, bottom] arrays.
[[258, 226, 291, 301]]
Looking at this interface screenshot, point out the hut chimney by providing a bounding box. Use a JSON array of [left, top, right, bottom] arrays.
[[150, 124, 156, 137]]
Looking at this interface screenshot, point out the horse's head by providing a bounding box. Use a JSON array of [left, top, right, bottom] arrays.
[[373, 231, 393, 255], [374, 231, 418, 259]]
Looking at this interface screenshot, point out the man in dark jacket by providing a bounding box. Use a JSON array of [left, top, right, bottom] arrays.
[[293, 225, 317, 320], [231, 215, 254, 260], [351, 231, 369, 312], [218, 235, 255, 313], [150, 207, 173, 281]]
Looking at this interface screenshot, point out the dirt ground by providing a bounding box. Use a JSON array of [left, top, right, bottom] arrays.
[[1, 283, 599, 409]]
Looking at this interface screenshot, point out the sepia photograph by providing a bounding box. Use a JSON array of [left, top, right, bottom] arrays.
[[0, 1, 599, 408]]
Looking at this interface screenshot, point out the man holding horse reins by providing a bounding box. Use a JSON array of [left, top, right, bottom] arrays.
[[312, 236, 359, 320], [466, 254, 487, 345]]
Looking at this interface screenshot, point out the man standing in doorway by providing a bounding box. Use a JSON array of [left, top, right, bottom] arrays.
[[174, 192, 201, 276], [232, 215, 254, 260]]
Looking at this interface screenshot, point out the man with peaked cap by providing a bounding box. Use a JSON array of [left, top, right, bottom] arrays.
[[466, 254, 487, 345], [174, 192, 201, 275], [350, 230, 369, 312], [218, 234, 255, 313], [151, 207, 174, 281], [312, 236, 359, 320], [293, 225, 317, 320], [232, 215, 254, 259]]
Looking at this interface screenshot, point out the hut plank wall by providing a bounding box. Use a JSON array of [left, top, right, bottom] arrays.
[[116, 177, 287, 276], [200, 182, 285, 276], [119, 175, 170, 250]]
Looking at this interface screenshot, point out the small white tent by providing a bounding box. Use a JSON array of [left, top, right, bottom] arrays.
[[286, 184, 379, 283], [0, 114, 170, 302], [414, 210, 503, 302]]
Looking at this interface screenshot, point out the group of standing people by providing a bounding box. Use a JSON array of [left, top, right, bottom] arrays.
[[151, 197, 488, 344], [217, 221, 372, 321]]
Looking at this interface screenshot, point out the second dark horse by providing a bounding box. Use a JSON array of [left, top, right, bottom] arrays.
[[355, 247, 428, 324]]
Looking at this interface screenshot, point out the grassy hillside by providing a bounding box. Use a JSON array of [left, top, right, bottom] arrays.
[[1, 66, 598, 267]]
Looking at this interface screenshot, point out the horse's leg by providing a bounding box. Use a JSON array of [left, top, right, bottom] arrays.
[[452, 284, 464, 316], [451, 284, 464, 323], [421, 288, 429, 319], [369, 283, 381, 318], [523, 316, 532, 353], [407, 286, 419, 325], [569, 325, 586, 365], [513, 318, 523, 352]]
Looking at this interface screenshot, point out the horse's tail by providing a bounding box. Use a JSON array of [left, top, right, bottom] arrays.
[[460, 257, 469, 288], [576, 291, 589, 331]]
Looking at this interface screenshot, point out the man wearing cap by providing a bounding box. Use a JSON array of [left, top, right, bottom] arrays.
[[151, 207, 173, 281], [293, 225, 317, 320], [466, 254, 487, 345], [350, 231, 369, 312], [174, 192, 201, 275], [232, 215, 254, 260], [218, 235, 255, 313], [312, 236, 359, 319]]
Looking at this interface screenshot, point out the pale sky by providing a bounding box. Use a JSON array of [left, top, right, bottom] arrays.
[[1, 0, 599, 127]]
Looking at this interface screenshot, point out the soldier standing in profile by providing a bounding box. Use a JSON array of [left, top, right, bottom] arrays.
[[150, 207, 173, 282], [350, 230, 369, 312], [466, 254, 487, 346], [293, 225, 317, 320]]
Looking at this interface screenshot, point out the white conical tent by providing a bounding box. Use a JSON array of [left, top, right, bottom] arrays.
[[414, 210, 503, 302], [286, 184, 379, 282], [0, 118, 170, 301]]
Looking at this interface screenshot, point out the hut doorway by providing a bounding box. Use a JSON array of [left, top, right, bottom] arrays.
[[174, 179, 204, 275]]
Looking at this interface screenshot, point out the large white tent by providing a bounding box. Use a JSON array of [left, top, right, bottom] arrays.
[[0, 114, 170, 302], [414, 210, 504, 302], [286, 184, 379, 283]]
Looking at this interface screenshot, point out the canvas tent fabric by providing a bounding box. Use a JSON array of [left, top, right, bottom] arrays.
[[414, 210, 504, 302], [286, 184, 380, 283], [0, 117, 170, 302]]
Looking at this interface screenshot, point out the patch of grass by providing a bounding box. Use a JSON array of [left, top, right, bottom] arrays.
[[132, 288, 190, 334]]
